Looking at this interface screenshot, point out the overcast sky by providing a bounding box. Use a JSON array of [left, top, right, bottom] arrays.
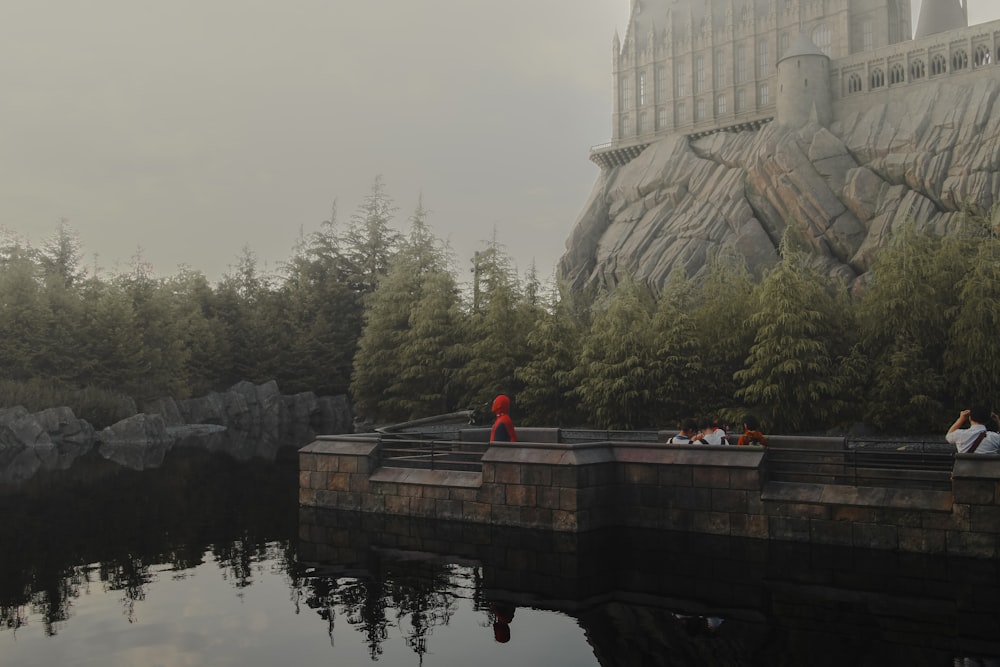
[[1, 1, 997, 283]]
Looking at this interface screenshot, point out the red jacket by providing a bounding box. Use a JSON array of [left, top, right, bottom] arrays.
[[490, 395, 517, 442]]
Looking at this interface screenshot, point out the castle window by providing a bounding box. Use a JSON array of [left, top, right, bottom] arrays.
[[862, 20, 873, 51], [931, 54, 947, 76], [741, 5, 752, 22], [675, 62, 687, 96], [694, 55, 705, 93], [736, 88, 747, 112], [811, 25, 832, 57], [889, 63, 905, 85], [695, 98, 706, 121], [847, 73, 863, 94], [639, 71, 647, 106], [870, 68, 885, 89], [640, 110, 650, 133], [676, 101, 686, 124], [656, 66, 666, 103], [620, 114, 631, 137], [657, 106, 668, 130], [758, 83, 769, 105], [716, 94, 727, 115], [715, 51, 727, 87], [910, 60, 925, 80], [757, 41, 769, 78], [974, 45, 992, 67], [735, 45, 747, 83], [780, 33, 790, 57], [952, 50, 969, 71], [621, 77, 633, 110]]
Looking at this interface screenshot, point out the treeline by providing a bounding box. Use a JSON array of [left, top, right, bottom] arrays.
[[2, 177, 998, 434]]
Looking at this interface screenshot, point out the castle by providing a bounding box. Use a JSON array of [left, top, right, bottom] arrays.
[[591, 0, 998, 169]]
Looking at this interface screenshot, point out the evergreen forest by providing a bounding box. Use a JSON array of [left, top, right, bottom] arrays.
[[2, 177, 998, 435]]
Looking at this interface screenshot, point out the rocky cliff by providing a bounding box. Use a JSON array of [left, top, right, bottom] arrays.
[[559, 76, 1000, 291]]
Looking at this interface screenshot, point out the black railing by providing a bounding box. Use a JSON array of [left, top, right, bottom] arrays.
[[765, 446, 955, 491], [379, 437, 488, 472]]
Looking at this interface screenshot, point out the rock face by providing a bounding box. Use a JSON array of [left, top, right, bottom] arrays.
[[0, 383, 354, 479], [558, 77, 1000, 291]]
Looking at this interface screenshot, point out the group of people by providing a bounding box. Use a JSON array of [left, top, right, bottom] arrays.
[[667, 416, 767, 447], [947, 406, 1000, 454]]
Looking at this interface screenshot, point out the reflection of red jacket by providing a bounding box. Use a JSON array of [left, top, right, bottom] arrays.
[[490, 395, 517, 443]]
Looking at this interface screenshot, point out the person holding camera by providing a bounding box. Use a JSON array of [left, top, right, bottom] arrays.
[[946, 406, 1000, 454]]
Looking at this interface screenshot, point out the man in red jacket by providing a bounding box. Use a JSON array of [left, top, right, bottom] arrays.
[[489, 394, 517, 443]]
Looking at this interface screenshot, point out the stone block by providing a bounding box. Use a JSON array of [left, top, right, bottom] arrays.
[[925, 505, 969, 531], [872, 509, 923, 528], [551, 467, 580, 488], [299, 487, 317, 507], [479, 483, 506, 505], [660, 509, 693, 531], [399, 484, 424, 499], [970, 506, 1000, 533], [559, 488, 579, 512], [809, 519, 854, 546], [316, 455, 339, 473], [521, 507, 554, 529], [553, 510, 578, 531], [338, 457, 358, 473], [385, 495, 411, 514], [492, 504, 521, 526], [506, 484, 537, 507], [693, 467, 730, 488], [692, 511, 730, 535], [412, 497, 437, 517], [459, 501, 490, 523], [623, 463, 658, 485], [852, 523, 898, 550], [361, 494, 386, 513], [299, 453, 317, 472], [449, 487, 478, 502], [897, 527, 947, 554], [494, 464, 521, 485], [522, 465, 552, 486], [946, 531, 998, 559], [730, 513, 769, 539], [327, 472, 351, 492], [537, 486, 561, 510], [954, 479, 995, 505], [349, 473, 369, 494], [764, 501, 831, 520], [435, 499, 464, 521], [481, 464, 495, 484], [658, 466, 693, 487], [829, 505, 876, 522], [712, 489, 748, 513], [729, 469, 761, 491], [769, 516, 811, 541]]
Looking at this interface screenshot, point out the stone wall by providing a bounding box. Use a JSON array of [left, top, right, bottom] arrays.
[[300, 433, 1000, 559]]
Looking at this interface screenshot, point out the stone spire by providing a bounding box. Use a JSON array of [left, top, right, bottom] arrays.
[[914, 0, 968, 38]]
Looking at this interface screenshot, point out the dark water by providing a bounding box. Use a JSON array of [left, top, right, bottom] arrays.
[[1, 448, 999, 666]]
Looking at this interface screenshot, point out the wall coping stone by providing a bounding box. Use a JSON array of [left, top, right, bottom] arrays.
[[763, 481, 953, 511], [954, 455, 1000, 480], [370, 467, 481, 488], [300, 439, 379, 456], [482, 442, 616, 466], [614, 444, 765, 468]]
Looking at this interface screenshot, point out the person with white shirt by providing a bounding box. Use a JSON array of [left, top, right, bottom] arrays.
[[946, 406, 1000, 454]]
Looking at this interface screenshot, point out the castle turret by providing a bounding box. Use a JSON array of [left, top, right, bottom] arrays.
[[915, 0, 968, 38], [776, 34, 832, 128]]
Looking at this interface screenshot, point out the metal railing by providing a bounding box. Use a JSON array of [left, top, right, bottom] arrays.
[[379, 437, 488, 472], [764, 447, 955, 491]]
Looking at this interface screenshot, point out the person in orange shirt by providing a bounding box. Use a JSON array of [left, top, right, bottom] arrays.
[[736, 415, 767, 447]]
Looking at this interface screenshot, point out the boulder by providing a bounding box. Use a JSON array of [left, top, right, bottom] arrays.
[[97, 413, 171, 470]]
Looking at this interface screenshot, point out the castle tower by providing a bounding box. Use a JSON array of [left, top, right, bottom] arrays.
[[776, 34, 832, 129], [914, 0, 968, 38]]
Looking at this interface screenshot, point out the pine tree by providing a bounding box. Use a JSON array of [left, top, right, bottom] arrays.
[[734, 239, 851, 433], [575, 276, 660, 430]]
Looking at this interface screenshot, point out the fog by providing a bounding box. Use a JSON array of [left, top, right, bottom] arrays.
[[0, 1, 995, 282]]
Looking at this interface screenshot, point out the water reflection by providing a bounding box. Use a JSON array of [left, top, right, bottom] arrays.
[[2, 450, 1000, 666]]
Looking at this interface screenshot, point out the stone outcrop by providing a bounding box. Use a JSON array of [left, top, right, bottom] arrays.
[[0, 383, 354, 482], [559, 76, 1000, 292]]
